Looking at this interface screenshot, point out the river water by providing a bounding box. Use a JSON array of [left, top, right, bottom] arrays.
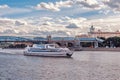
[[0, 50, 120, 80]]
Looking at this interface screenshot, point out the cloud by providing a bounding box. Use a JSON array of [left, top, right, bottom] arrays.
[[42, 21, 53, 26], [66, 23, 79, 28], [67, 17, 87, 24], [75, 0, 101, 9], [0, 4, 9, 9], [0, 17, 74, 36], [34, 0, 102, 12], [34, 0, 73, 11], [35, 2, 60, 11], [1, 1, 120, 37], [33, 0, 104, 12], [103, 0, 120, 12], [0, 18, 27, 26], [56, 0, 73, 8], [15, 20, 27, 26], [0, 18, 29, 35], [1, 15, 120, 37], [33, 0, 120, 14], [0, 18, 14, 26], [41, 17, 52, 20]]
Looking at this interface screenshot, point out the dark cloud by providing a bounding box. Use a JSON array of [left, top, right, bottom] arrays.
[[66, 23, 79, 28], [103, 0, 120, 11], [75, 0, 100, 9], [15, 21, 26, 26]]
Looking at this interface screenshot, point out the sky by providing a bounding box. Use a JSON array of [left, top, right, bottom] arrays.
[[0, 0, 120, 37]]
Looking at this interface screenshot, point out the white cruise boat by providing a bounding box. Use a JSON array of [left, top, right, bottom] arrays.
[[24, 44, 73, 57]]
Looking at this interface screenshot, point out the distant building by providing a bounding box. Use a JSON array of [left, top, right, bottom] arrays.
[[76, 34, 90, 38], [76, 25, 120, 38]]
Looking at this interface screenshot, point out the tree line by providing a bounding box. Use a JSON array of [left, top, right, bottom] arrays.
[[98, 36, 120, 48], [80, 37, 120, 48]]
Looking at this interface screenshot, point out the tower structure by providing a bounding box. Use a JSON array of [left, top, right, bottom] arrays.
[[47, 35, 52, 43], [89, 25, 95, 37], [90, 25, 95, 33]]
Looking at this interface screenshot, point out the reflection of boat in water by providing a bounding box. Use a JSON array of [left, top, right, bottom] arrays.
[[24, 44, 73, 57]]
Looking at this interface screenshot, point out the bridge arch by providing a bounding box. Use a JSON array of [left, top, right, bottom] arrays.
[[67, 42, 74, 47], [55, 42, 62, 46]]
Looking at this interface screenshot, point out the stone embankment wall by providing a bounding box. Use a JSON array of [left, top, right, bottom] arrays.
[[81, 48, 120, 51]]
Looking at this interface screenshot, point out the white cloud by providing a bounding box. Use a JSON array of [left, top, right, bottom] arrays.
[[0, 4, 9, 9], [33, 0, 120, 14], [103, 0, 120, 12], [34, 0, 102, 12], [41, 17, 52, 20], [15, 20, 27, 26], [67, 17, 87, 24], [35, 2, 60, 11], [33, 0, 104, 12], [74, 0, 101, 9], [1, 15, 120, 37], [1, 1, 120, 37], [56, 0, 73, 8], [0, 18, 29, 35], [34, 0, 73, 11]]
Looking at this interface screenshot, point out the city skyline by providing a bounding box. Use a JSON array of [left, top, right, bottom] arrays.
[[0, 0, 120, 37]]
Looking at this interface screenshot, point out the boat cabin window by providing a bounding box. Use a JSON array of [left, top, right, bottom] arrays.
[[47, 44, 60, 49], [33, 44, 46, 49], [47, 45, 55, 49]]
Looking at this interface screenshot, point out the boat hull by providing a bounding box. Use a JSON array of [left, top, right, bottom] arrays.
[[24, 51, 73, 57]]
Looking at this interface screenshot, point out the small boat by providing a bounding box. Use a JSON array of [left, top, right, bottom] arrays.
[[24, 44, 73, 57]]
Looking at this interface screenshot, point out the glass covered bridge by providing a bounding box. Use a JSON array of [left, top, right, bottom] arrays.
[[0, 36, 47, 48], [0, 36, 32, 42]]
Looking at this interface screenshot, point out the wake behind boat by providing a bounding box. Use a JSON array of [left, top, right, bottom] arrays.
[[24, 44, 73, 57]]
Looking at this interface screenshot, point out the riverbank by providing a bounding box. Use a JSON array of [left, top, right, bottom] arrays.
[[81, 47, 120, 51]]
